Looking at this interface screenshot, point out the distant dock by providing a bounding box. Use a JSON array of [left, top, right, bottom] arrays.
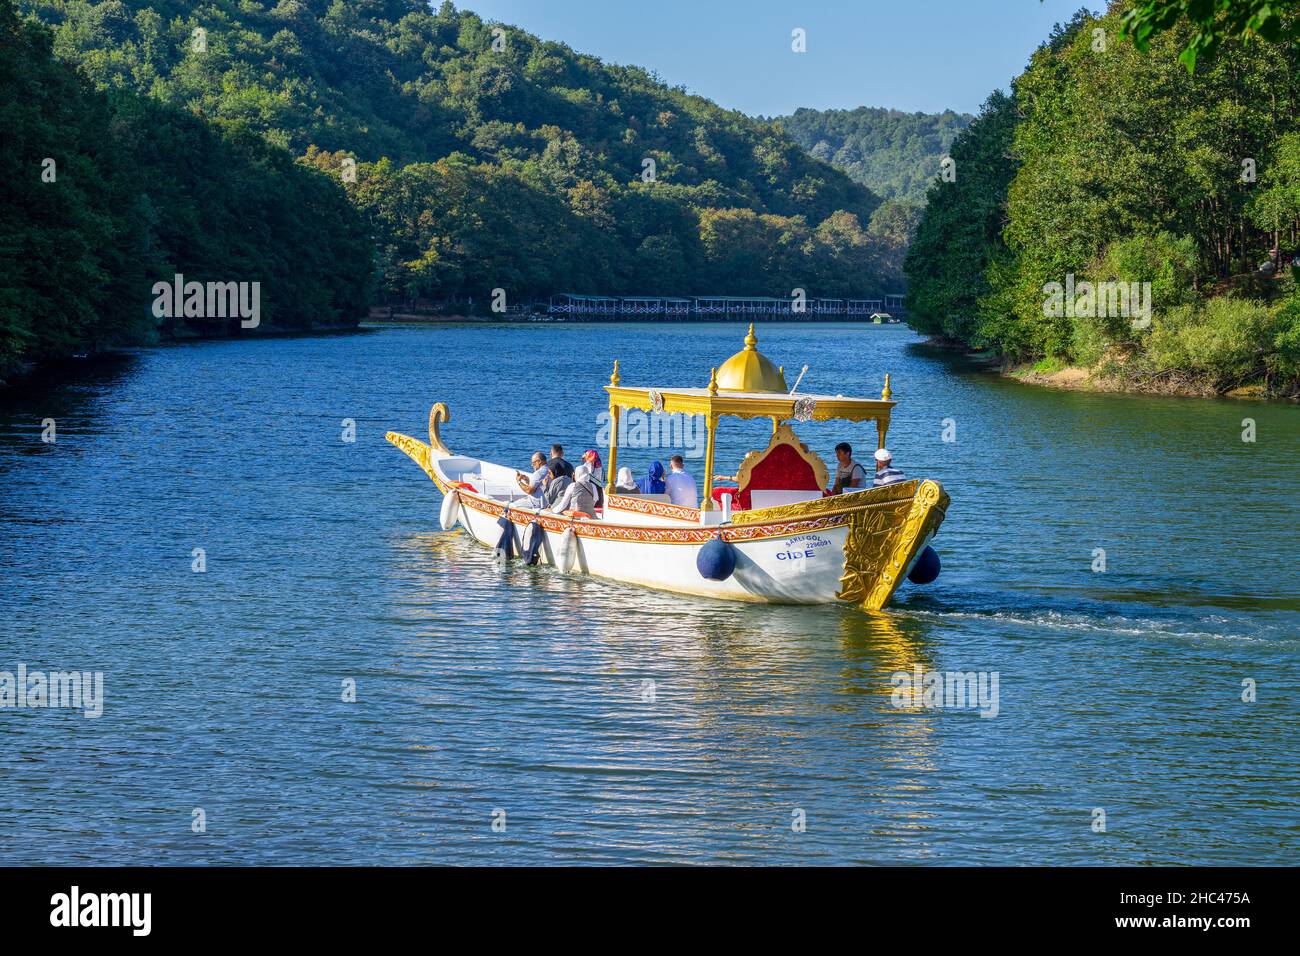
[[545, 293, 906, 321], [368, 293, 907, 323]]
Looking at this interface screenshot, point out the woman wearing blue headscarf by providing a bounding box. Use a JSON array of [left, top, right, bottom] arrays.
[[636, 460, 666, 495]]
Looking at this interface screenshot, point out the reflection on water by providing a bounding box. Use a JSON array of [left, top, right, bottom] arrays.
[[0, 324, 1297, 864]]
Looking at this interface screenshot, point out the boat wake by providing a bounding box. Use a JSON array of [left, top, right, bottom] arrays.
[[891, 588, 1284, 644]]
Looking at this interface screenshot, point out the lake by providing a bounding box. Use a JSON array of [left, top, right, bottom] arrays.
[[1, 321, 1297, 864]]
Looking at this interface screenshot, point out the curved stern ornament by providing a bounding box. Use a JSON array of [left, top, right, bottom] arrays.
[[428, 402, 453, 456], [384, 401, 455, 491]]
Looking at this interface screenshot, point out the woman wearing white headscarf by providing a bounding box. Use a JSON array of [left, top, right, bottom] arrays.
[[614, 466, 637, 494], [549, 463, 600, 516]]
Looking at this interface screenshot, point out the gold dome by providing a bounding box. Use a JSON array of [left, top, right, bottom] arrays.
[[715, 324, 786, 392]]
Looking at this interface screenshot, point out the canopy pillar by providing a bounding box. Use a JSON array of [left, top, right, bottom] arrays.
[[700, 366, 721, 511], [877, 373, 892, 449], [606, 360, 621, 494], [701, 411, 719, 511]]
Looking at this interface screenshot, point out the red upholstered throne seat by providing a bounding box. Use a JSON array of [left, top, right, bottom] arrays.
[[733, 441, 825, 509], [712, 424, 830, 510]]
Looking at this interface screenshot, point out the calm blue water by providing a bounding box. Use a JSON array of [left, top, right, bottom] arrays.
[[1, 322, 1297, 864]]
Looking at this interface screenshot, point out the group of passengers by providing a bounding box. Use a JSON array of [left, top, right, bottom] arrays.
[[517, 447, 699, 514], [517, 444, 606, 515], [613, 456, 697, 507], [515, 440, 904, 516], [831, 443, 906, 494]]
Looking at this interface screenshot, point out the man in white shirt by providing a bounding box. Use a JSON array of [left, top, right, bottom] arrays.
[[516, 451, 549, 507], [664, 455, 698, 508]]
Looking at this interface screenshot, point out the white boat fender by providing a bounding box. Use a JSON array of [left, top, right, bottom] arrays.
[[439, 488, 461, 531], [696, 531, 736, 581], [557, 519, 577, 573]]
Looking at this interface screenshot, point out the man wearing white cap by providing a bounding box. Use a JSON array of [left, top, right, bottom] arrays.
[[873, 447, 906, 487]]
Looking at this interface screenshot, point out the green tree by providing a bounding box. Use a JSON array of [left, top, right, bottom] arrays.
[[910, 1, 1300, 394], [1118, 0, 1300, 71], [903, 90, 1020, 345], [1, 0, 373, 379]]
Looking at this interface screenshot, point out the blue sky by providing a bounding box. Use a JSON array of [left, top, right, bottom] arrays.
[[458, 0, 1104, 117]]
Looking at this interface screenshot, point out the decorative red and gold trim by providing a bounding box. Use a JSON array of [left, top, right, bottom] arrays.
[[463, 491, 851, 544], [603, 494, 701, 523]]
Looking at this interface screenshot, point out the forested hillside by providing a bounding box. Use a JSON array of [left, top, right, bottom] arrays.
[[904, 4, 1300, 397], [0, 0, 372, 382], [778, 106, 972, 207], [21, 0, 894, 305], [776, 106, 972, 291]]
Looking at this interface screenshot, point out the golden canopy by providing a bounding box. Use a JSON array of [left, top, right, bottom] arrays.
[[716, 323, 787, 392], [602, 324, 894, 509]]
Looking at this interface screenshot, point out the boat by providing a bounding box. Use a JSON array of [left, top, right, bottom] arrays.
[[386, 325, 950, 611]]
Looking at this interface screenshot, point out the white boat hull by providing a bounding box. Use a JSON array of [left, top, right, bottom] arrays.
[[455, 497, 852, 604], [386, 413, 950, 612]]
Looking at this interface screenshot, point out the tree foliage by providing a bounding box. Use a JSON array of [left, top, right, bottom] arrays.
[[1, 0, 372, 379], [21, 0, 892, 304], [1118, 0, 1300, 71], [906, 2, 1300, 393], [902, 90, 1019, 345], [776, 106, 972, 207]]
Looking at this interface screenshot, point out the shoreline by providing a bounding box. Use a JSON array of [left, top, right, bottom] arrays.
[[1002, 362, 1291, 402], [364, 310, 909, 325], [916, 337, 1296, 402], [4, 318, 908, 389]]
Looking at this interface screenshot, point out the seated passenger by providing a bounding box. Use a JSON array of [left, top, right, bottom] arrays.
[[541, 460, 573, 511], [549, 443, 575, 479], [614, 467, 638, 494], [587, 464, 605, 511], [664, 455, 698, 508], [550, 463, 600, 516], [515, 451, 549, 507], [582, 449, 605, 488], [635, 460, 667, 495], [830, 442, 868, 494], [873, 448, 906, 487]]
